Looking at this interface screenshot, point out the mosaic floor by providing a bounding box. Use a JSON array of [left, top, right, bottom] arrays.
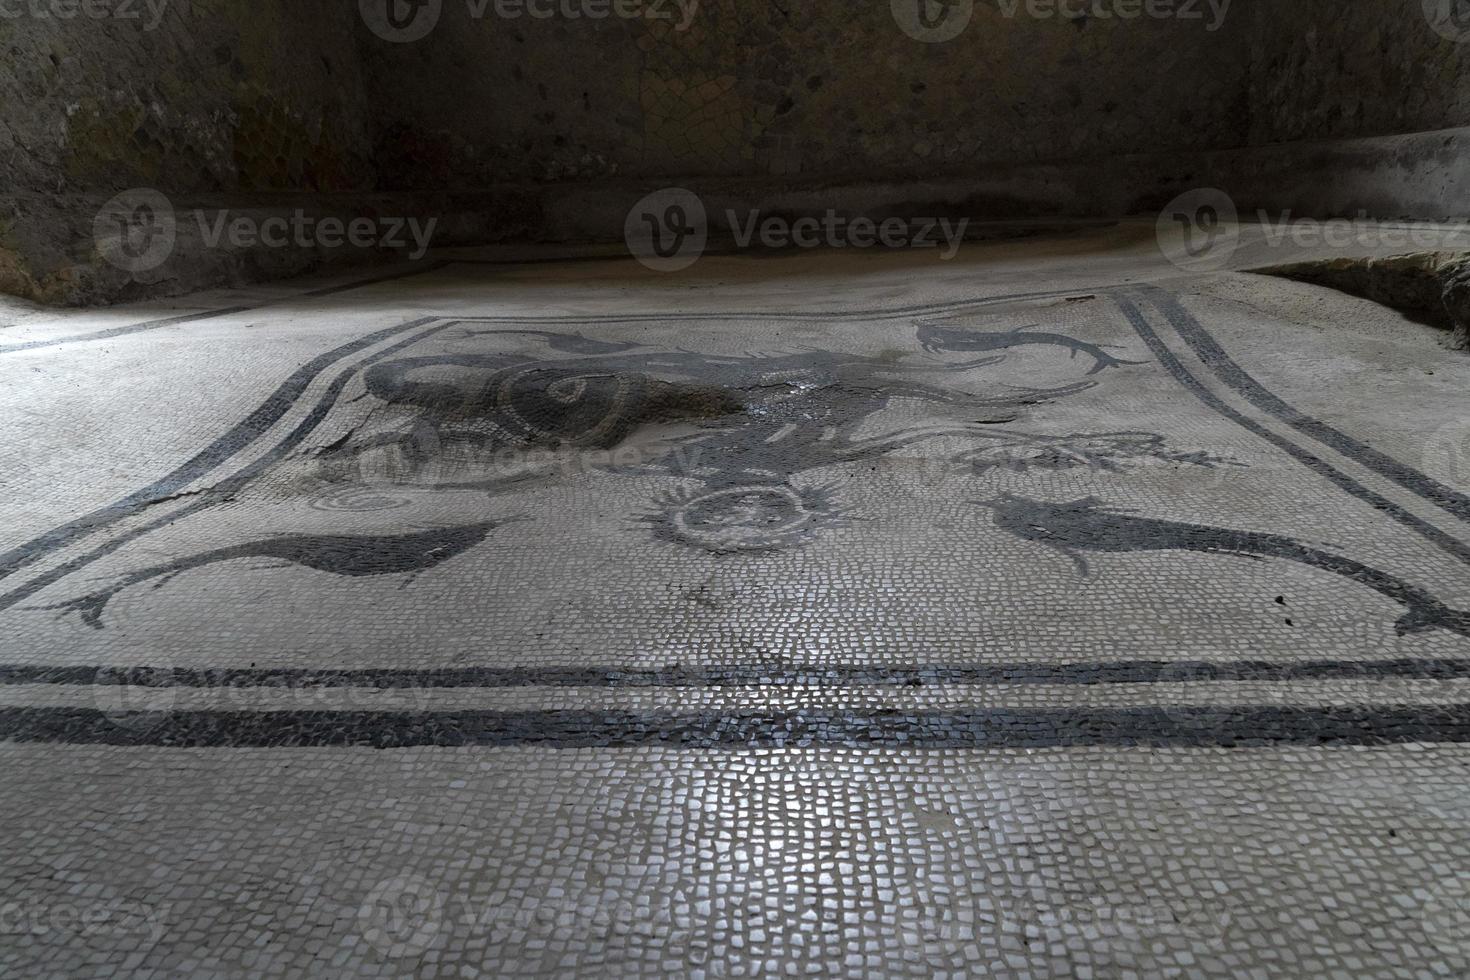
[[3, 229, 1470, 976]]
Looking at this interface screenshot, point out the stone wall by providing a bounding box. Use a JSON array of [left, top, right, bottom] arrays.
[[5, 0, 1470, 305], [0, 1, 373, 196], [358, 0, 1470, 191], [0, 1, 376, 302], [1244, 0, 1470, 146], [359, 0, 1253, 188]]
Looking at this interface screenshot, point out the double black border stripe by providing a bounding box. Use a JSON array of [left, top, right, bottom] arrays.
[[3, 658, 1469, 689], [0, 316, 449, 612], [1117, 292, 1470, 568], [1142, 285, 1470, 526], [3, 705, 1468, 748]]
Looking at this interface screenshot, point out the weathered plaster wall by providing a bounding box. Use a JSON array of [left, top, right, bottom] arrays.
[[28, 0, 1467, 201], [359, 0, 1470, 192], [0, 2, 377, 303], [354, 0, 1470, 225], [1244, 0, 1470, 147], [360, 1, 1253, 188], [0, 1, 373, 196], [5, 0, 1470, 305]]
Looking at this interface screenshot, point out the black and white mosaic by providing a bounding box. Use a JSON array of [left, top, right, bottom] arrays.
[[4, 255, 1470, 975], [5, 283, 1470, 745]]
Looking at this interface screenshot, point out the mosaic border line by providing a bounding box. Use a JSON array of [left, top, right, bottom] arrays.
[[2, 658, 1469, 689], [2, 705, 1467, 749]]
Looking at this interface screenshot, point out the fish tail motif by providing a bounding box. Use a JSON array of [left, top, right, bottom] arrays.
[[1396, 604, 1470, 639], [1084, 349, 1150, 375], [33, 586, 127, 630], [29, 558, 194, 629]]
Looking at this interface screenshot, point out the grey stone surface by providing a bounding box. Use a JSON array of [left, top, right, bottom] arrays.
[[1246, 0, 1470, 146], [0, 2, 376, 303], [1254, 248, 1470, 343], [1444, 254, 1470, 349], [1, 234, 1470, 974], [361, 1, 1255, 186], [0, 5, 373, 197], [5, 3, 1470, 305], [361, 0, 1470, 188]]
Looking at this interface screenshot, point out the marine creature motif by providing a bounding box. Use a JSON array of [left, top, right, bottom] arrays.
[[348, 341, 1096, 484], [959, 432, 1235, 475], [918, 321, 1148, 375], [38, 522, 513, 629], [980, 493, 1470, 639], [481, 330, 645, 355], [38, 325, 1132, 625], [338, 340, 1106, 551]]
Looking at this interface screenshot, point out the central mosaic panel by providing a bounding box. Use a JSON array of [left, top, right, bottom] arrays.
[[3, 288, 1468, 746]]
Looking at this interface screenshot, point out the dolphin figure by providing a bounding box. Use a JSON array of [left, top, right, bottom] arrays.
[[37, 521, 515, 629], [979, 493, 1470, 639]]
